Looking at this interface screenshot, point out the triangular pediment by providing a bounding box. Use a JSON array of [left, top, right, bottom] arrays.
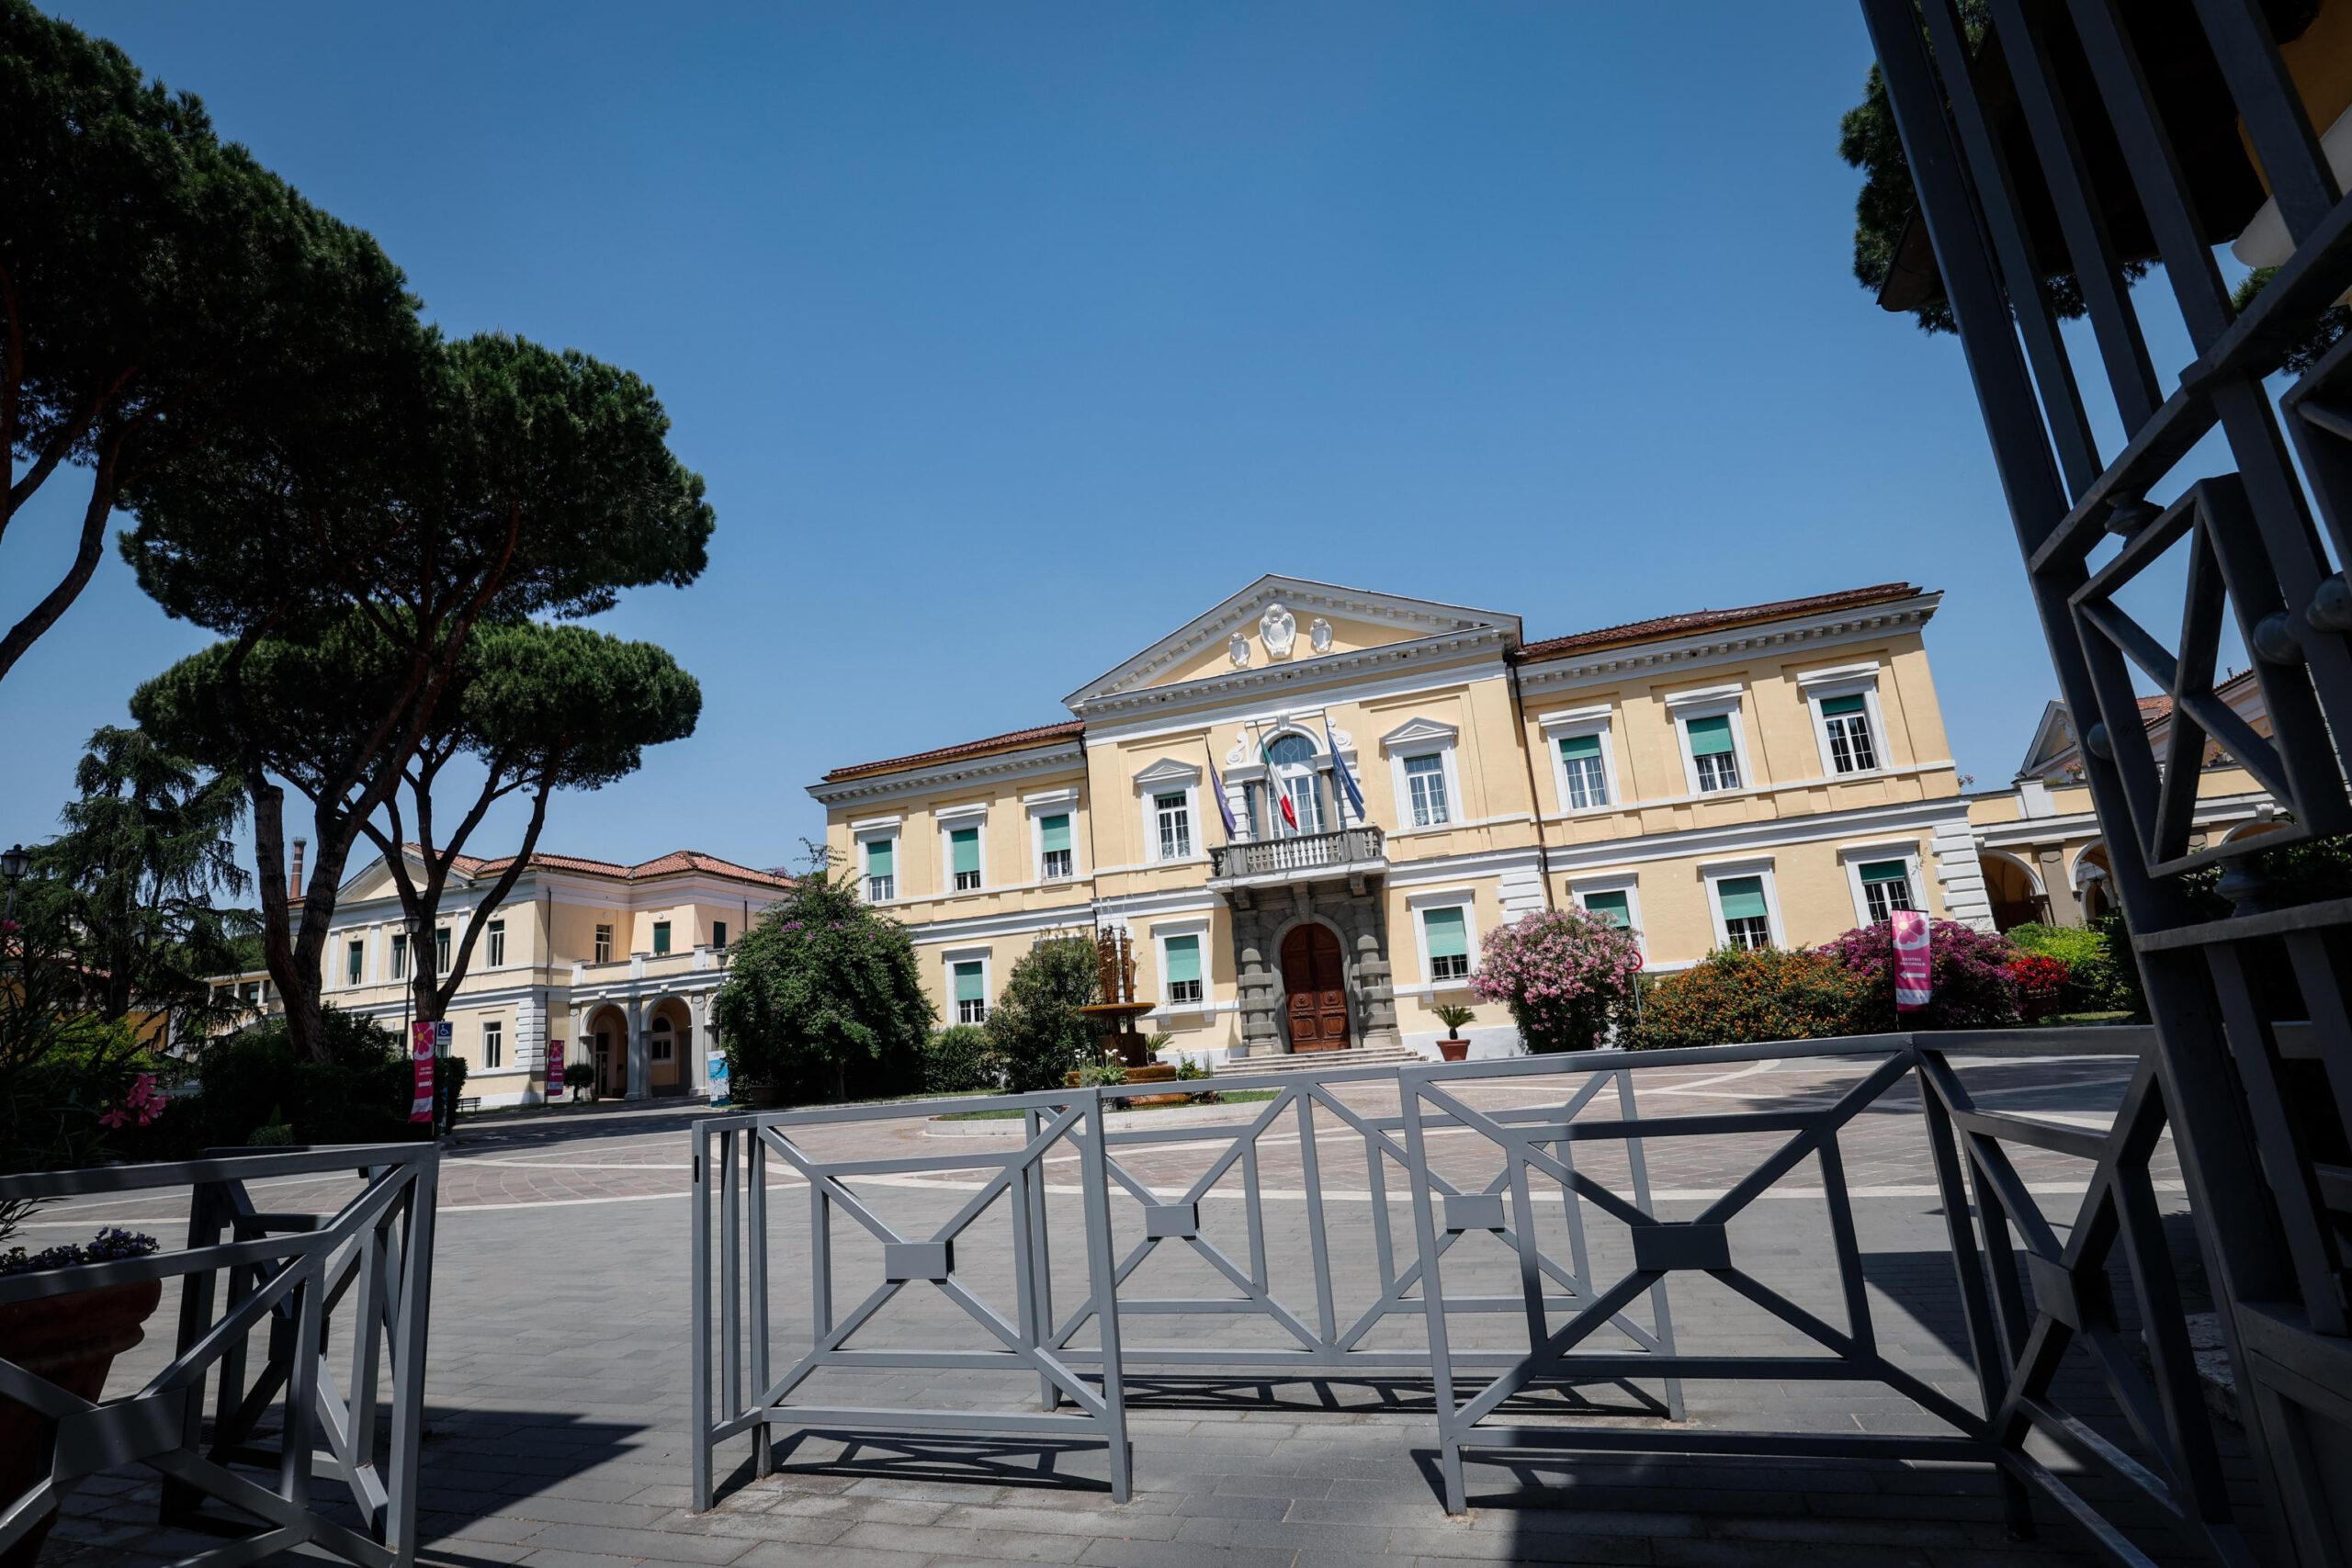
[[1064, 576, 1521, 711], [2017, 701, 2076, 780]]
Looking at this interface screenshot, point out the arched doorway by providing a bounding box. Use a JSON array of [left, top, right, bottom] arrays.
[[588, 1004, 630, 1098], [1279, 923, 1350, 1053], [648, 997, 692, 1096], [2072, 842, 2114, 923], [1980, 849, 2048, 931]]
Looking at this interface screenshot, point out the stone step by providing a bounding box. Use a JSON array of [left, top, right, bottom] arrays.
[[1212, 1045, 1428, 1076]]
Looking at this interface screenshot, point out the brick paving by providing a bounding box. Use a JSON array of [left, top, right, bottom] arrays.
[[35, 1050, 2268, 1568]]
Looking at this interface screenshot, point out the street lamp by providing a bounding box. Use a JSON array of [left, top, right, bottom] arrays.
[[1, 842, 28, 928]]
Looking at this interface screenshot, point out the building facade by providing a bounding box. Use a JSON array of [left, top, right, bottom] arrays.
[[258, 849, 792, 1107], [808, 575, 1990, 1063]]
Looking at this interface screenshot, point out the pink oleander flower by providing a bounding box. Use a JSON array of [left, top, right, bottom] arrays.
[[99, 1072, 166, 1131]]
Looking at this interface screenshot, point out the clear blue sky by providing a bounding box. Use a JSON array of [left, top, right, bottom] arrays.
[[2, 2, 2158, 873]]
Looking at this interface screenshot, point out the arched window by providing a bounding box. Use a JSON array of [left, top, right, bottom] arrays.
[[1264, 733, 1326, 834], [650, 1013, 675, 1062]]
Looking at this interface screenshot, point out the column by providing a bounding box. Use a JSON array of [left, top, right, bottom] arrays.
[[626, 995, 650, 1100], [689, 993, 711, 1096]]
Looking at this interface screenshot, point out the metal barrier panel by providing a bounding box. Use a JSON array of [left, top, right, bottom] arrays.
[[0, 1143, 440, 1568], [690, 1088, 1131, 1508]]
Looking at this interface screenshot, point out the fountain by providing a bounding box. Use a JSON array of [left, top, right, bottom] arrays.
[[1076, 926, 1158, 1069]]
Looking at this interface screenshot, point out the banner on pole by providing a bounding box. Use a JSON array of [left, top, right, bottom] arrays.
[[546, 1039, 567, 1102], [707, 1053, 730, 1108], [1892, 909, 1932, 1013], [409, 1021, 436, 1122]]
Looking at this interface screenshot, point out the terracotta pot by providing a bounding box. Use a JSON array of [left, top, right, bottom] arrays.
[[0, 1275, 165, 1568], [1438, 1037, 1471, 1062]]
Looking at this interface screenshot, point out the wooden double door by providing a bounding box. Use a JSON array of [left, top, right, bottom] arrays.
[[1281, 924, 1351, 1054]]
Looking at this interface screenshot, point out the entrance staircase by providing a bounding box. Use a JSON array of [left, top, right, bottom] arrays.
[[1218, 1042, 1429, 1076]]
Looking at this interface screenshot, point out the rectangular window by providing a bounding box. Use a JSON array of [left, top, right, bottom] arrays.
[[1404, 753, 1451, 827], [1164, 934, 1203, 1005], [1557, 732, 1610, 809], [1859, 859, 1917, 923], [653, 919, 672, 955], [651, 1025, 674, 1061], [243, 981, 262, 1005], [487, 919, 506, 968], [345, 939, 365, 986], [390, 933, 408, 980], [865, 838, 896, 902], [1156, 792, 1192, 860], [953, 959, 988, 1025], [1581, 889, 1632, 928], [481, 1021, 503, 1069], [1423, 906, 1471, 983], [594, 923, 613, 964], [1820, 694, 1880, 774], [950, 826, 982, 891], [435, 927, 451, 975], [1686, 714, 1741, 793], [1716, 875, 1772, 951], [715, 920, 729, 950], [1040, 813, 1074, 880]]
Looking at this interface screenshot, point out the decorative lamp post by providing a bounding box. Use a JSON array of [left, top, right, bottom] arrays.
[[0, 843, 28, 923]]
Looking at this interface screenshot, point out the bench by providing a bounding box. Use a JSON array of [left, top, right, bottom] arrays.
[[455, 1096, 481, 1113]]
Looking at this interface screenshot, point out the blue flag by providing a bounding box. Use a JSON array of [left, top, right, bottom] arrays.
[[1205, 746, 1239, 839], [1324, 716, 1366, 824]]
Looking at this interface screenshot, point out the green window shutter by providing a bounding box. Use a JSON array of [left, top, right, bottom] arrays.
[[951, 827, 980, 875], [866, 838, 894, 876], [1583, 890, 1630, 926], [1686, 714, 1735, 756], [653, 921, 672, 954], [1558, 733, 1601, 761], [1716, 876, 1769, 921], [1040, 814, 1071, 853], [953, 961, 984, 1003], [1859, 859, 1909, 884], [1165, 934, 1201, 986], [1820, 694, 1867, 717], [1423, 906, 1469, 960]]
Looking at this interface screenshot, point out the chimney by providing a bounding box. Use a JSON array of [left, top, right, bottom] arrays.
[[288, 838, 308, 901]]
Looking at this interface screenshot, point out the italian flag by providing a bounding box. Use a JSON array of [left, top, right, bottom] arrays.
[[1261, 737, 1300, 830]]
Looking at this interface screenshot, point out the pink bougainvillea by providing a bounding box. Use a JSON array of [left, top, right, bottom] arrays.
[[98, 1072, 166, 1130], [1817, 919, 2021, 1032], [1470, 908, 1644, 1054]]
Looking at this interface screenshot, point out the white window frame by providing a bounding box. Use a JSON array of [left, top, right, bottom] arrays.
[[944, 947, 993, 1026], [1407, 887, 1481, 988], [1667, 686, 1755, 796], [344, 934, 365, 988], [937, 802, 989, 896], [1133, 759, 1202, 864], [1799, 664, 1890, 779], [1538, 705, 1623, 816], [481, 1019, 504, 1070], [1567, 872, 1645, 955], [486, 918, 506, 969], [1152, 918, 1211, 1010], [1701, 856, 1785, 952], [592, 923, 613, 964], [435, 926, 452, 976], [1025, 788, 1082, 884], [648, 1014, 674, 1062], [853, 816, 903, 905], [1838, 840, 1928, 927], [1378, 717, 1464, 833], [390, 931, 410, 980]]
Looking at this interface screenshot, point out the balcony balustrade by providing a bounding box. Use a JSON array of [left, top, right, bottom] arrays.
[[1207, 825, 1385, 890]]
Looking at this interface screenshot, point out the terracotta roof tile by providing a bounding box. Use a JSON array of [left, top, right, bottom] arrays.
[[822, 719, 1086, 783], [1515, 582, 1925, 663], [422, 846, 794, 888]]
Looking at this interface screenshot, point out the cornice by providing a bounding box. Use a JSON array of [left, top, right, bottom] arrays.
[[1513, 594, 1941, 694], [807, 738, 1087, 809], [1072, 627, 1513, 725]]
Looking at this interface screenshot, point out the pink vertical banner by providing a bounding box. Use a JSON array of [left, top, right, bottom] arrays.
[[410, 1020, 437, 1122], [546, 1039, 567, 1102], [1892, 909, 1932, 1013]]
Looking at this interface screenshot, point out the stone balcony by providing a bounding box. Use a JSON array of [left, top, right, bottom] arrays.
[[1207, 825, 1386, 897]]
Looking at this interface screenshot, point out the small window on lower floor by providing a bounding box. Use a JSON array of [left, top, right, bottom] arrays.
[[1859, 860, 1917, 923], [650, 1022, 674, 1062], [1715, 875, 1773, 951], [481, 1021, 503, 1069], [953, 959, 988, 1025], [1580, 889, 1631, 928], [1422, 905, 1472, 983], [1163, 933, 1203, 1006]]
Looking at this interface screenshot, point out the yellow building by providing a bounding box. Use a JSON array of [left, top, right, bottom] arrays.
[[808, 575, 1987, 1063], [1964, 671, 2283, 929], [297, 848, 791, 1106]]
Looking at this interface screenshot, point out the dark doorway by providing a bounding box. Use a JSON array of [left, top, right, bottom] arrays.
[[1280, 924, 1350, 1053]]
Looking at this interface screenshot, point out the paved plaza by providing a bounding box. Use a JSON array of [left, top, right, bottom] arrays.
[[32, 1049, 2278, 1568]]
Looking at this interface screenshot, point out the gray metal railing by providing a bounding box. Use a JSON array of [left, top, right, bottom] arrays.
[[0, 1142, 439, 1568], [1207, 826, 1385, 880], [691, 1028, 2232, 1558]]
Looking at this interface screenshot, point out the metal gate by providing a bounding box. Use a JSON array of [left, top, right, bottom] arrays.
[[1860, 2, 2352, 1560]]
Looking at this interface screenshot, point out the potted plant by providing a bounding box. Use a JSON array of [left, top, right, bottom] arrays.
[[0, 1224, 164, 1565], [564, 1060, 595, 1103], [1433, 1004, 1476, 1062]]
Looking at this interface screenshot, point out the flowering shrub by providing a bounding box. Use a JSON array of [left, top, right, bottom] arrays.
[[2007, 953, 2072, 1021], [1818, 919, 2020, 1031], [1624, 946, 1869, 1051], [0, 1228, 158, 1277], [2006, 922, 2129, 1012], [1470, 909, 1643, 1054], [98, 1072, 166, 1130]]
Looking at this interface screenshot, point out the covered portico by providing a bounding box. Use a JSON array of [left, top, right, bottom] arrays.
[[566, 957, 727, 1100]]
